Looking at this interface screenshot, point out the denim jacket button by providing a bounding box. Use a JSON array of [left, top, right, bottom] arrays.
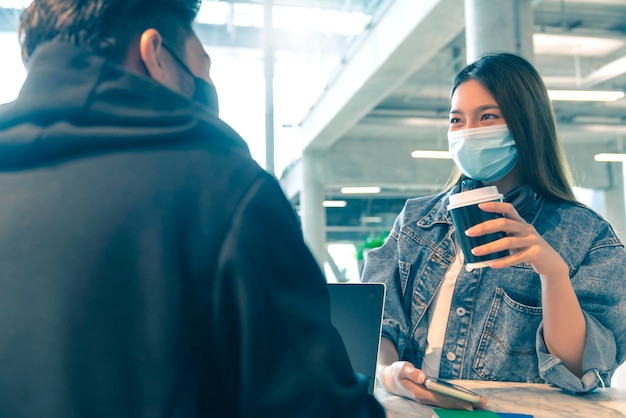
[[456, 307, 466, 316], [446, 352, 457, 361]]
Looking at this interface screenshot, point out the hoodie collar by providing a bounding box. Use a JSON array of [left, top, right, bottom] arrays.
[[0, 42, 248, 169]]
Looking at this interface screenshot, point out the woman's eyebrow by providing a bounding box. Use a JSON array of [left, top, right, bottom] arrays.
[[476, 104, 501, 112], [449, 104, 500, 114]]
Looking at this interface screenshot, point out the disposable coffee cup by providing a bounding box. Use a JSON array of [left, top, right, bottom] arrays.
[[447, 186, 510, 271]]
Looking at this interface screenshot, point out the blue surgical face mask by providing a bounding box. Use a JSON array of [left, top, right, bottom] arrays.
[[448, 124, 519, 182]]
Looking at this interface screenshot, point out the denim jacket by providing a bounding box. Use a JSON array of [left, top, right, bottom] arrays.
[[362, 183, 626, 393]]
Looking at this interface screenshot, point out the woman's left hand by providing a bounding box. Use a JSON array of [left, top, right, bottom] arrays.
[[465, 201, 568, 277]]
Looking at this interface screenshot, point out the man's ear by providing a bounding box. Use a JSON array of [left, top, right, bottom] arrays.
[[139, 29, 169, 85]]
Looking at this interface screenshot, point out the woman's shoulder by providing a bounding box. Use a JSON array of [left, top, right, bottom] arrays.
[[404, 192, 447, 209], [544, 198, 610, 222], [404, 191, 450, 213], [540, 198, 623, 246], [398, 190, 452, 225]]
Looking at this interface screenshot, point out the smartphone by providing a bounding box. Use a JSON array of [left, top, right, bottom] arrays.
[[424, 376, 483, 405]]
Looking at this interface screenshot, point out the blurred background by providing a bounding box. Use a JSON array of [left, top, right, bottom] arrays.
[[1, 0, 625, 387], [1, 0, 626, 283]]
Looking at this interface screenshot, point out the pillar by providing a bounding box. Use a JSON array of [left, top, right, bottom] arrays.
[[301, 150, 326, 267], [464, 0, 534, 63], [263, 0, 275, 176], [605, 173, 626, 240]]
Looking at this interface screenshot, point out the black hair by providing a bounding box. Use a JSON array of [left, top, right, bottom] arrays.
[[449, 52, 576, 203], [19, 0, 201, 64]]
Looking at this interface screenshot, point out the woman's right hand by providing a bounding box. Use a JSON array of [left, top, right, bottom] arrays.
[[378, 361, 487, 410]]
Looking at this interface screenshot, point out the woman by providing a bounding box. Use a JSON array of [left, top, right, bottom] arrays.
[[362, 52, 626, 410]]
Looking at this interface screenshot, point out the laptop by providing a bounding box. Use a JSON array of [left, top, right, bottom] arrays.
[[327, 282, 386, 395]]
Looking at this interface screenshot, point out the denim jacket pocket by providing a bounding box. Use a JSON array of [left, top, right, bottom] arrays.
[[473, 287, 544, 382]]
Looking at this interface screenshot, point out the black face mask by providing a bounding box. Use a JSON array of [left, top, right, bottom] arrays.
[[162, 42, 219, 116]]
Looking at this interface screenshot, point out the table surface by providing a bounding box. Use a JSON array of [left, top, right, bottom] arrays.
[[375, 380, 626, 418]]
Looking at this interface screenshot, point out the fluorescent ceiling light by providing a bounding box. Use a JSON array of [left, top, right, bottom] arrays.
[[583, 56, 626, 87], [594, 153, 626, 162], [533, 33, 625, 57], [361, 216, 383, 223], [402, 118, 449, 128], [547, 90, 625, 102], [322, 200, 348, 208], [340, 186, 381, 194], [411, 150, 452, 159], [564, 0, 626, 5]]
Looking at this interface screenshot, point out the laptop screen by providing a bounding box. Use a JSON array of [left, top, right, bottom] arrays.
[[327, 283, 386, 395]]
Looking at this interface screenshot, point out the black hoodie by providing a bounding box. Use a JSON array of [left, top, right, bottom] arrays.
[[0, 42, 384, 418]]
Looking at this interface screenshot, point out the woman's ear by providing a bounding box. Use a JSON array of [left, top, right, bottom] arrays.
[[138, 29, 170, 85]]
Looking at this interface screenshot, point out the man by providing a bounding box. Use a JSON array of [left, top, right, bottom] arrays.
[[0, 1, 385, 417]]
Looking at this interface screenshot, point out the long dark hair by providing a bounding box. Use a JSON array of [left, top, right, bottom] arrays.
[[449, 52, 576, 203], [19, 0, 201, 64]]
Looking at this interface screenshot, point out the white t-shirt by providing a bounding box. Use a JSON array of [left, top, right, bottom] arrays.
[[421, 253, 464, 377]]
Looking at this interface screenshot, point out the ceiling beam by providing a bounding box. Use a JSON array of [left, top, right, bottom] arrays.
[[298, 0, 466, 152]]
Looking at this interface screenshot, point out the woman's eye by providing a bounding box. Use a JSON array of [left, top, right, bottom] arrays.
[[450, 117, 461, 124], [481, 114, 499, 120]]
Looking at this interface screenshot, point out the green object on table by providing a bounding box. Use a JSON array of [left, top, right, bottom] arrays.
[[432, 408, 500, 418]]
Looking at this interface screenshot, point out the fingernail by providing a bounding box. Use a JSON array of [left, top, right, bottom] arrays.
[[464, 228, 474, 236]]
